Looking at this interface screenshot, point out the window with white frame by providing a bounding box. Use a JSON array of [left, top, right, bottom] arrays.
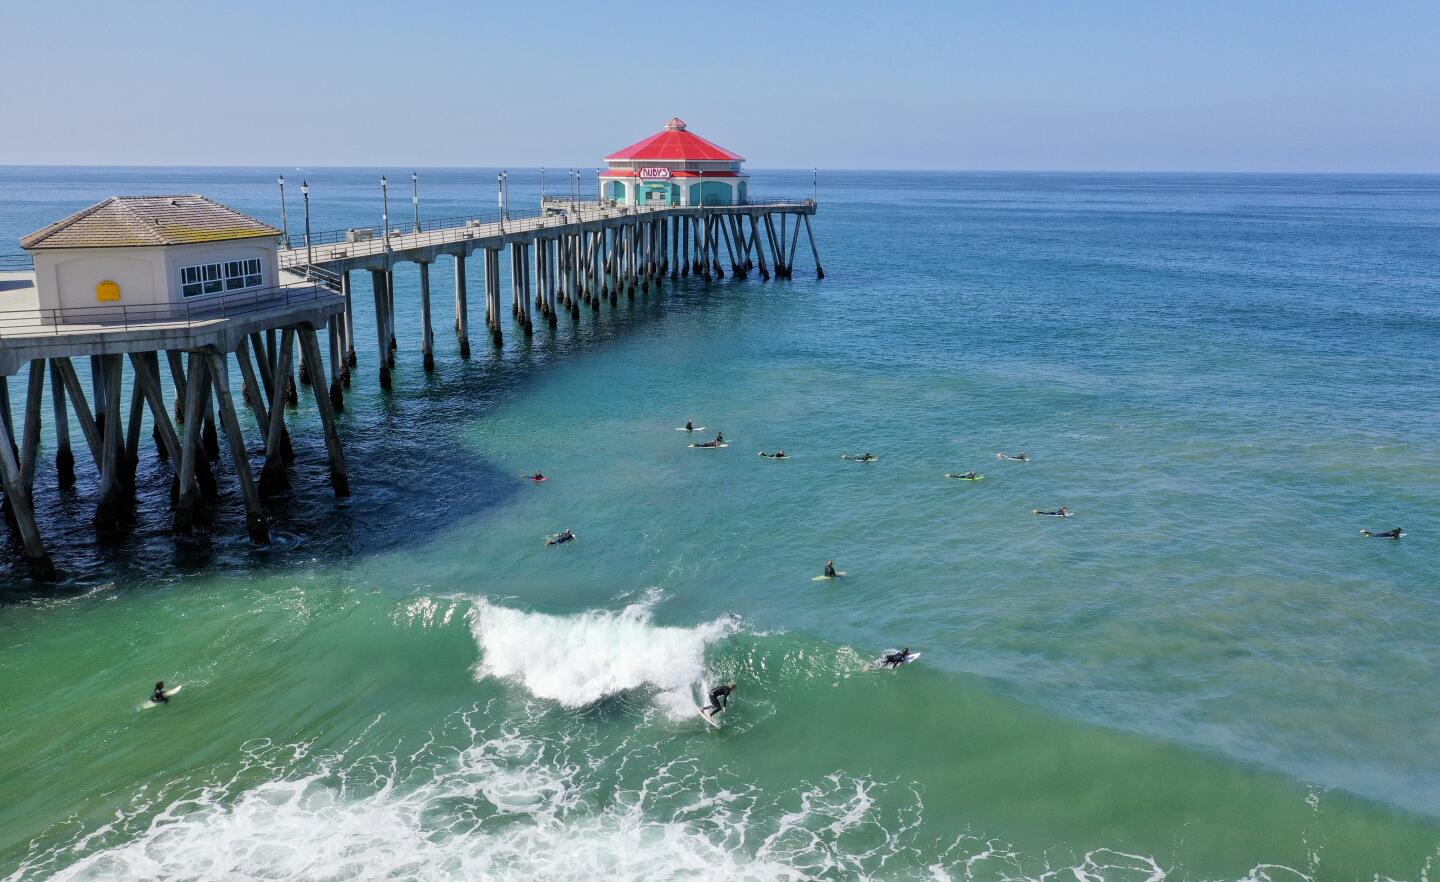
[[180, 258, 263, 297]]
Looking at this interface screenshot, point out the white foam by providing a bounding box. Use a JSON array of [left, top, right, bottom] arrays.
[[468, 597, 734, 717], [14, 721, 1322, 882]]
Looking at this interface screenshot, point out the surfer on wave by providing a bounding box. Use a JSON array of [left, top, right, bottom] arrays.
[[702, 682, 737, 718]]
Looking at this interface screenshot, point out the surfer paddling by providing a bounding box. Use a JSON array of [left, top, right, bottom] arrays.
[[1360, 527, 1404, 539], [1032, 507, 1071, 518], [547, 529, 576, 546], [881, 648, 910, 669], [842, 452, 877, 462], [702, 682, 737, 718], [759, 451, 788, 459], [149, 681, 170, 705], [997, 452, 1029, 462], [692, 433, 726, 449], [946, 471, 980, 480]]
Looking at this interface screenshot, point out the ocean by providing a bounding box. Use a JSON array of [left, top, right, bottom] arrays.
[[0, 167, 1437, 880]]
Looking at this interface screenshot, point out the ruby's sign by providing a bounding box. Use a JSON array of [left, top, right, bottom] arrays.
[[638, 167, 672, 180]]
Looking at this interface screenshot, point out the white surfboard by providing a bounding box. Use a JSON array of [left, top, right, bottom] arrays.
[[1031, 510, 1073, 517], [141, 684, 183, 709], [872, 651, 921, 670], [689, 443, 729, 449], [698, 706, 723, 728], [812, 571, 846, 581], [676, 427, 706, 431]]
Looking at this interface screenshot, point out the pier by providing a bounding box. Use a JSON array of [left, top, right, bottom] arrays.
[[0, 121, 822, 580]]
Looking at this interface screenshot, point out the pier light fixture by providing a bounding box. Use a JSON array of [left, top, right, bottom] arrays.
[[301, 180, 313, 275], [278, 175, 290, 249], [380, 175, 390, 250], [411, 172, 421, 232], [540, 165, 545, 199]]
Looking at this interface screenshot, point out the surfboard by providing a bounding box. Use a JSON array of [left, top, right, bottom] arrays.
[[945, 474, 983, 480], [1360, 530, 1405, 538], [812, 571, 847, 581], [689, 443, 729, 449], [698, 706, 723, 728], [841, 455, 879, 462], [523, 476, 548, 483], [676, 427, 705, 431], [546, 533, 577, 544], [758, 453, 789, 459], [1031, 510, 1072, 517], [141, 685, 183, 709], [997, 454, 1028, 461], [873, 651, 921, 669]]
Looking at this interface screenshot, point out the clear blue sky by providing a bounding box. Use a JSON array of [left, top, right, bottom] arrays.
[[2, 0, 1436, 171]]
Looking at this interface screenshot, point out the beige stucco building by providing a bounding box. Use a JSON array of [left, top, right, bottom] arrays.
[[21, 195, 282, 323]]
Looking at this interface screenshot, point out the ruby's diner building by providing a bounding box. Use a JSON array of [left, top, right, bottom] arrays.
[[600, 119, 747, 208]]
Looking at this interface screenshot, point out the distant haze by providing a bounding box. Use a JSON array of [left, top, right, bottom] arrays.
[[2, 0, 1437, 172]]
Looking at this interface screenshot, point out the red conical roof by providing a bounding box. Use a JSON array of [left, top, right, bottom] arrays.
[[605, 119, 744, 162]]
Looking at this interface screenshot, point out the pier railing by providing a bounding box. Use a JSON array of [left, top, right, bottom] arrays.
[[0, 282, 339, 337], [279, 198, 816, 271]]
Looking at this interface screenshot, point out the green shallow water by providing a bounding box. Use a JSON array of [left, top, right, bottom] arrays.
[[0, 168, 1437, 879]]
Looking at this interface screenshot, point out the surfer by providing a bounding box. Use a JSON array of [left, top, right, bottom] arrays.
[[1360, 527, 1404, 539], [759, 451, 788, 459], [529, 471, 545, 482], [843, 452, 877, 462], [1033, 507, 1070, 517], [947, 471, 979, 479], [685, 420, 694, 431], [703, 682, 737, 717], [547, 529, 576, 546], [716, 432, 725, 444], [997, 452, 1029, 462], [149, 681, 170, 705], [881, 648, 910, 669], [824, 560, 839, 578]]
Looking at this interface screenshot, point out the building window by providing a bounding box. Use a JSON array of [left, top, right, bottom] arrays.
[[180, 258, 262, 297]]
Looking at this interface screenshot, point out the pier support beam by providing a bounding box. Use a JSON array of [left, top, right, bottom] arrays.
[[455, 254, 472, 358], [258, 330, 295, 498], [208, 351, 269, 544], [298, 325, 351, 498], [0, 376, 54, 580], [419, 260, 435, 371], [94, 354, 125, 538], [370, 270, 392, 389], [173, 352, 208, 533], [804, 213, 824, 278], [49, 360, 74, 488], [341, 270, 357, 371]]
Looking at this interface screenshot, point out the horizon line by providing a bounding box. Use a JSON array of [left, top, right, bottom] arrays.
[[1, 163, 1438, 177]]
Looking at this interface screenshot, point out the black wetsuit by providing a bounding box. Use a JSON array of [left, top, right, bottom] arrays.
[[150, 686, 169, 704], [882, 652, 908, 669], [705, 685, 734, 715], [550, 531, 575, 545], [824, 565, 837, 578]]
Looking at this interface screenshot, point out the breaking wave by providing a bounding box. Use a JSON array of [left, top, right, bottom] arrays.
[[468, 595, 735, 717]]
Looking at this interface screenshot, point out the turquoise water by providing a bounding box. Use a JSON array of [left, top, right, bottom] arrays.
[[1, 168, 1437, 880]]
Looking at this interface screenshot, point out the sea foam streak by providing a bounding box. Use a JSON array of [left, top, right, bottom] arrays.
[[468, 596, 734, 716]]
